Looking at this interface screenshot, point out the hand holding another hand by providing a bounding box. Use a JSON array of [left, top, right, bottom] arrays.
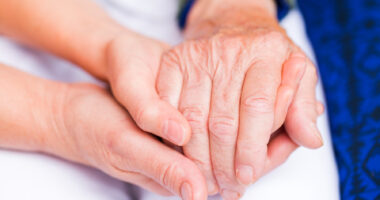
[[53, 84, 209, 199], [102, 24, 323, 199]]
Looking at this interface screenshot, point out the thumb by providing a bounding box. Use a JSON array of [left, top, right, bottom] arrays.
[[112, 125, 208, 200], [285, 58, 323, 148], [107, 41, 191, 146]]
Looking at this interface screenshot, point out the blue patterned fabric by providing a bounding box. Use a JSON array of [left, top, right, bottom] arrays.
[[298, 1, 380, 199], [178, 0, 290, 28], [178, 0, 193, 28], [179, 0, 380, 199]]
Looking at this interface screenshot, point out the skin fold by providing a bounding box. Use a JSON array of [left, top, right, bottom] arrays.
[[0, 0, 323, 199]]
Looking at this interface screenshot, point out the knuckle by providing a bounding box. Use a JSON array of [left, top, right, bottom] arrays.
[[240, 142, 267, 154], [161, 50, 180, 68], [298, 99, 317, 108], [242, 94, 274, 115], [281, 85, 295, 97], [103, 131, 135, 172], [254, 31, 289, 58], [214, 169, 236, 185], [264, 31, 286, 42], [181, 106, 207, 132], [157, 94, 171, 102], [260, 31, 287, 48], [159, 161, 185, 188], [209, 116, 238, 145], [105, 129, 123, 154], [291, 99, 317, 116], [104, 129, 131, 158], [185, 153, 210, 170], [185, 73, 208, 89], [134, 103, 153, 129]]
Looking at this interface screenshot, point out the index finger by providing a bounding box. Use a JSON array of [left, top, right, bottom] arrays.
[[235, 60, 282, 185]]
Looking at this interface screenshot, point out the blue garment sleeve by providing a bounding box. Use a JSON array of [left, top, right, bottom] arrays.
[[178, 0, 291, 29]]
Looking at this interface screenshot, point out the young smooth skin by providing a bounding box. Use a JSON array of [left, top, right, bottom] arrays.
[[0, 64, 207, 199], [0, 0, 323, 199]]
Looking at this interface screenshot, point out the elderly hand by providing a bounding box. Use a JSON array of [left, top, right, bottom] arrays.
[[156, 14, 323, 200]]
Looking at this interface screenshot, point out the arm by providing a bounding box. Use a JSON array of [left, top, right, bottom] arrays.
[[0, 63, 208, 199], [0, 0, 124, 80], [184, 0, 278, 38], [0, 0, 123, 80], [0, 64, 69, 156], [0, 0, 193, 146]]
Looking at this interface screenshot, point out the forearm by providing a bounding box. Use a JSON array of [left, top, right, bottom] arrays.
[[0, 64, 71, 157], [185, 0, 280, 38], [0, 0, 129, 80]]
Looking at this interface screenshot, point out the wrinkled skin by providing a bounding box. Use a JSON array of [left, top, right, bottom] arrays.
[[104, 27, 322, 199], [157, 26, 323, 198]]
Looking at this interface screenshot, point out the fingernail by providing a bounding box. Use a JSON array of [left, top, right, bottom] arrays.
[[221, 189, 240, 200], [180, 182, 192, 200], [236, 165, 254, 185], [207, 180, 218, 194], [311, 123, 323, 146], [163, 120, 184, 145], [316, 103, 324, 115]]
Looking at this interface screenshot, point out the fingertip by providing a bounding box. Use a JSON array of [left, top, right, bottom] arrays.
[[220, 189, 241, 200], [161, 157, 208, 200], [180, 182, 193, 200], [162, 117, 191, 146], [207, 181, 219, 195], [185, 174, 208, 200], [235, 145, 267, 186], [162, 120, 185, 145], [236, 164, 255, 185], [285, 108, 324, 149], [181, 160, 208, 200], [316, 101, 325, 116], [309, 122, 324, 149], [156, 101, 192, 146]]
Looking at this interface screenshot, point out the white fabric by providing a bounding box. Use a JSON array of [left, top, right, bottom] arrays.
[[0, 0, 339, 199]]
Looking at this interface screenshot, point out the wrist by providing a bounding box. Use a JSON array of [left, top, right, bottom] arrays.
[[68, 21, 125, 81], [185, 0, 279, 39], [39, 82, 88, 164]]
